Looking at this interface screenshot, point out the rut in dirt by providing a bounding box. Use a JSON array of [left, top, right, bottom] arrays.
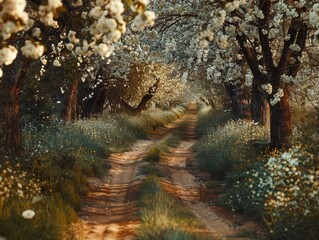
[[71, 106, 190, 239], [72, 103, 257, 240], [157, 103, 256, 239]]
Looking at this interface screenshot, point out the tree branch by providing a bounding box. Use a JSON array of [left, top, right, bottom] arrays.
[[258, 0, 275, 72]]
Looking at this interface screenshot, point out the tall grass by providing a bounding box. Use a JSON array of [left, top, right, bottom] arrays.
[[195, 105, 232, 139], [195, 119, 269, 179], [145, 133, 181, 162]]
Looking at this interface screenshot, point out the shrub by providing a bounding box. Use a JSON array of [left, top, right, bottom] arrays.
[[226, 147, 319, 240]]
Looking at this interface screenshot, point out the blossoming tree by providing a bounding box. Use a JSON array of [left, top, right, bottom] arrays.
[[0, 0, 155, 155], [148, 0, 319, 148]]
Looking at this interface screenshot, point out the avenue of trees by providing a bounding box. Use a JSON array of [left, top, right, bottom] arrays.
[[1, 0, 319, 156]]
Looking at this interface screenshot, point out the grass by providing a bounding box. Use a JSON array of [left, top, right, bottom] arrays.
[[137, 122, 213, 240], [194, 118, 269, 179], [195, 105, 232, 139], [0, 194, 77, 240], [0, 106, 186, 240], [137, 175, 211, 240], [145, 133, 181, 163], [292, 106, 319, 155]]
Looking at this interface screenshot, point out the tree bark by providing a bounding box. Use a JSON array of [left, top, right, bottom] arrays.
[[82, 85, 108, 118], [0, 57, 30, 156], [251, 82, 270, 127], [0, 90, 21, 156], [270, 85, 292, 148], [225, 84, 251, 120], [61, 79, 79, 122]]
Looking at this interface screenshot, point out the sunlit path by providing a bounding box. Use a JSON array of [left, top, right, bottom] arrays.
[[72, 107, 191, 239], [157, 103, 255, 239], [72, 103, 258, 240]]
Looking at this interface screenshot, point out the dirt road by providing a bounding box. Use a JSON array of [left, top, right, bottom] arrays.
[[73, 103, 256, 240]]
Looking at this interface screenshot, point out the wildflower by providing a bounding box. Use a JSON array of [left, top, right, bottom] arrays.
[[22, 209, 35, 219]]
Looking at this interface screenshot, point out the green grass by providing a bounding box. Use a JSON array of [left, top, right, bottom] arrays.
[[137, 175, 211, 240], [145, 133, 181, 163], [0, 194, 77, 240], [292, 107, 319, 155], [195, 105, 232, 139], [194, 119, 269, 179]]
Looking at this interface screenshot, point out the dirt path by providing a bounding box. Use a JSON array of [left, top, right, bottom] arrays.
[[72, 110, 190, 239], [158, 103, 256, 239], [72, 139, 152, 240], [73, 103, 256, 239]]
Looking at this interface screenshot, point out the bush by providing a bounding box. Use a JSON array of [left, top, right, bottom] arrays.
[[225, 147, 319, 240]]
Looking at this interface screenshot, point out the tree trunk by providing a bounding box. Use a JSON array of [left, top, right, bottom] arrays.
[[0, 89, 21, 156], [61, 79, 79, 122], [82, 85, 107, 118], [270, 86, 292, 148], [225, 84, 251, 120], [225, 84, 240, 119], [0, 56, 30, 156], [121, 78, 160, 114], [251, 82, 270, 127]]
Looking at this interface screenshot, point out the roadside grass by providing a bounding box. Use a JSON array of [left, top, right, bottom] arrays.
[[195, 105, 232, 139], [194, 114, 269, 179], [0, 106, 185, 240]]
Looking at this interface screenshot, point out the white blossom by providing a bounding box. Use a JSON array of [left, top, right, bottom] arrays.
[[21, 41, 44, 59], [22, 209, 35, 219], [0, 46, 18, 65]]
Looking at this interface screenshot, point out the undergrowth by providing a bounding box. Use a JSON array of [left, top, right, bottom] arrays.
[[0, 106, 185, 240], [195, 104, 319, 240]]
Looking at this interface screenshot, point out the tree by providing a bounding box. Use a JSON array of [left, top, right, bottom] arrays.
[[147, 0, 319, 148], [0, 0, 155, 155]]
